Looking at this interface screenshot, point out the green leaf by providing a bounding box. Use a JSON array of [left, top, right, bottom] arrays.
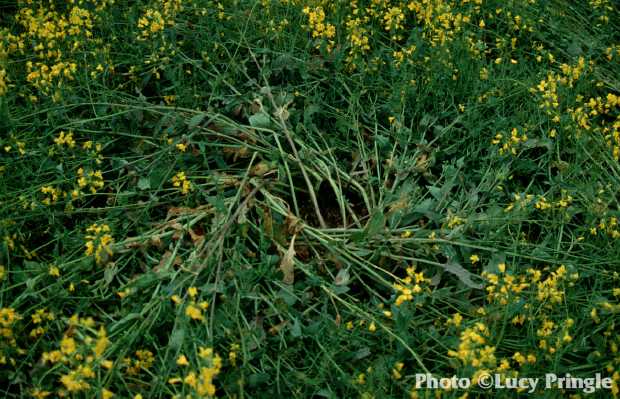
[[188, 112, 207, 129], [137, 177, 151, 190], [428, 185, 442, 201], [365, 209, 386, 238], [104, 264, 118, 285], [168, 324, 185, 351], [290, 318, 302, 338], [249, 112, 271, 128]]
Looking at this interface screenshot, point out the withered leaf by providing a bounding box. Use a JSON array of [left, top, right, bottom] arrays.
[[334, 267, 350, 286], [155, 251, 182, 272], [188, 228, 205, 246], [442, 261, 483, 289], [280, 235, 296, 285]]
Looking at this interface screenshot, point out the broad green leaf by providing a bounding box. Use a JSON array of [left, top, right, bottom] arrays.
[[249, 112, 271, 128]]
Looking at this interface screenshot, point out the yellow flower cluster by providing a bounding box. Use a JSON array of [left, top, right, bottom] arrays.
[[511, 351, 537, 367], [577, 93, 620, 160], [0, 307, 21, 365], [392, 45, 416, 68], [123, 349, 155, 376], [537, 318, 574, 355], [590, 216, 620, 239], [531, 56, 620, 161], [504, 191, 574, 213], [228, 343, 240, 367], [75, 167, 105, 196], [302, 6, 336, 52], [491, 127, 528, 155], [534, 191, 573, 211], [484, 264, 576, 308], [407, 0, 473, 47], [447, 322, 497, 372], [0, 68, 7, 96], [0, 1, 116, 100], [446, 213, 465, 228], [37, 166, 105, 207], [345, 14, 371, 61], [480, 264, 581, 360], [341, 0, 481, 69], [41, 185, 64, 205], [0, 36, 6, 95], [532, 58, 586, 120], [41, 316, 111, 396], [81, 140, 104, 164], [26, 61, 78, 92], [172, 287, 210, 321], [2, 137, 26, 156], [391, 361, 405, 379], [171, 171, 192, 194], [588, 0, 613, 23], [29, 308, 55, 338], [84, 223, 114, 265], [16, 5, 94, 96], [54, 131, 77, 148], [533, 265, 578, 306], [483, 264, 529, 306], [137, 0, 183, 39], [393, 266, 431, 306], [138, 9, 165, 38], [383, 6, 405, 39], [169, 347, 222, 397]]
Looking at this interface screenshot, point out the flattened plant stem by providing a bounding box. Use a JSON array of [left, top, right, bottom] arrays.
[[249, 50, 327, 229]]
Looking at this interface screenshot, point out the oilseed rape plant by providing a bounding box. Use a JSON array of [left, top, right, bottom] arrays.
[[0, 0, 619, 397]]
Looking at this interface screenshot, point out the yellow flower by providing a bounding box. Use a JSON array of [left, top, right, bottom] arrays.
[[60, 336, 77, 354], [30, 389, 52, 399], [185, 304, 204, 321], [469, 254, 480, 264], [177, 354, 189, 366], [84, 224, 114, 264], [512, 352, 526, 365], [448, 313, 463, 327], [54, 131, 76, 148], [229, 343, 240, 366], [49, 265, 60, 277], [94, 327, 109, 357], [198, 347, 213, 359], [392, 362, 404, 379]]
